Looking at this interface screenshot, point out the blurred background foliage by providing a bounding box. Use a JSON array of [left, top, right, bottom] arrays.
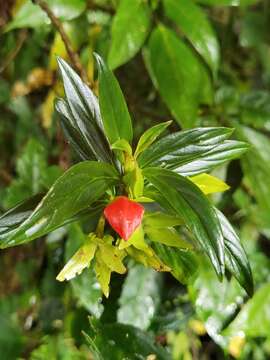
[[1, 0, 270, 359]]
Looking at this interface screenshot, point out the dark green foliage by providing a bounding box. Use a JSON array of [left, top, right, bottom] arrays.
[[0, 0, 269, 358]]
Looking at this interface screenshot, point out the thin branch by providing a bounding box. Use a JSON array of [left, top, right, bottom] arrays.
[[32, 0, 90, 86], [0, 29, 28, 74]]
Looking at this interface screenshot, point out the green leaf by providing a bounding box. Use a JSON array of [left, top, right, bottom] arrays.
[[216, 209, 253, 296], [224, 283, 270, 338], [94, 255, 112, 298], [143, 167, 225, 278], [97, 243, 126, 274], [163, 0, 220, 74], [0, 161, 118, 248], [30, 334, 87, 360], [56, 99, 95, 161], [235, 124, 270, 228], [95, 53, 133, 144], [143, 211, 183, 228], [197, 0, 260, 6], [177, 140, 249, 176], [152, 243, 198, 284], [189, 258, 246, 347], [5, 0, 86, 31], [144, 25, 212, 128], [56, 57, 113, 163], [134, 121, 172, 158], [117, 264, 162, 330], [84, 319, 170, 360], [138, 127, 241, 174], [56, 234, 97, 281], [145, 226, 192, 249], [3, 139, 53, 208], [108, 0, 151, 69], [65, 224, 103, 317], [0, 193, 44, 234], [190, 173, 230, 194], [111, 139, 132, 155]]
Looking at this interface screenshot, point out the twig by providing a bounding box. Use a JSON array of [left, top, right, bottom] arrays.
[[0, 29, 28, 73], [32, 0, 90, 86]]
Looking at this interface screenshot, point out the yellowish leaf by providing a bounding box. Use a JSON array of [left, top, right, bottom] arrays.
[[190, 173, 230, 195], [228, 335, 245, 359], [56, 235, 97, 282], [126, 246, 170, 272], [98, 245, 126, 274], [41, 90, 55, 129], [94, 256, 111, 298]]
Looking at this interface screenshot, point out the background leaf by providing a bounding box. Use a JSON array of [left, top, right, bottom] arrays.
[[163, 0, 220, 74], [84, 319, 170, 360], [117, 264, 162, 330], [144, 25, 212, 128], [108, 0, 151, 69]]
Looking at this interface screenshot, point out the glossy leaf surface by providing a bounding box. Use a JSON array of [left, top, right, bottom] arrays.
[[57, 57, 112, 163], [152, 243, 198, 284], [145, 25, 212, 128], [163, 0, 219, 74], [108, 0, 151, 69], [143, 167, 225, 277], [0, 162, 118, 248], [95, 54, 133, 144], [216, 209, 253, 296], [85, 319, 170, 360], [138, 127, 248, 175]]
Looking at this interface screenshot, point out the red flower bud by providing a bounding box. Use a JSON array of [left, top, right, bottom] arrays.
[[104, 196, 144, 241]]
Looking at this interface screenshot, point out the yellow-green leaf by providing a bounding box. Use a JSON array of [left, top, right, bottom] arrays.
[[111, 138, 132, 155], [126, 246, 170, 272], [94, 256, 111, 298], [56, 234, 97, 281], [143, 212, 183, 228], [190, 173, 230, 195], [119, 226, 152, 256], [145, 227, 193, 249], [98, 245, 126, 274]]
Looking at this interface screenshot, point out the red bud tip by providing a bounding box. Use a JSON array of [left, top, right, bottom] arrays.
[[104, 196, 144, 240]]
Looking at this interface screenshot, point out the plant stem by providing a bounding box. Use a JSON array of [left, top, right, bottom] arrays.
[[32, 0, 90, 86]]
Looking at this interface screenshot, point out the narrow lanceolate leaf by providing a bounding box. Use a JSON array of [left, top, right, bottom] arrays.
[[190, 173, 230, 195], [95, 53, 133, 144], [56, 57, 112, 163], [57, 234, 97, 281], [152, 243, 198, 284], [108, 0, 151, 69], [143, 167, 225, 278], [0, 193, 44, 234], [134, 121, 172, 158], [138, 127, 233, 169], [144, 25, 212, 128], [176, 140, 249, 176], [0, 162, 119, 248], [117, 264, 162, 330], [216, 209, 253, 296], [139, 128, 248, 176], [163, 0, 220, 75], [56, 99, 95, 161]]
